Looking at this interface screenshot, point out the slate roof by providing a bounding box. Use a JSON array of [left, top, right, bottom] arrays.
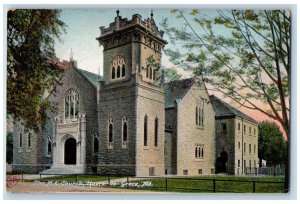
[[75, 68, 100, 87], [164, 78, 195, 108], [209, 95, 257, 124]]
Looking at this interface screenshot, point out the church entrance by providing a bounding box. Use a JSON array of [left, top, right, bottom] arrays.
[[64, 138, 77, 165]]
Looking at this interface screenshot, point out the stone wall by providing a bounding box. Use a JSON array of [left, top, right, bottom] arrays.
[[46, 67, 98, 173], [135, 77, 165, 176], [176, 84, 216, 176], [97, 76, 137, 176], [12, 122, 44, 173], [165, 108, 177, 175]]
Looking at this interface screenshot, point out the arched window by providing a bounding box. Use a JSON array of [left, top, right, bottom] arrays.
[[64, 89, 79, 120], [122, 116, 128, 147], [144, 115, 148, 146], [108, 118, 113, 147], [47, 139, 52, 155], [117, 66, 120, 78], [28, 133, 31, 147], [19, 133, 22, 147], [94, 137, 99, 153], [112, 67, 116, 79], [111, 56, 125, 79], [122, 64, 126, 77], [154, 117, 158, 147]]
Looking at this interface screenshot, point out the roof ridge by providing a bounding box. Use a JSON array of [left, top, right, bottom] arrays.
[[74, 67, 100, 87], [210, 95, 257, 124]]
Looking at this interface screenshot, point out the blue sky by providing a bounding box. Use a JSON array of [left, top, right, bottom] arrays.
[[54, 8, 181, 75]]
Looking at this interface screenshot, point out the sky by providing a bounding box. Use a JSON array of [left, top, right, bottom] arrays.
[[53, 8, 286, 137], [54, 8, 179, 75]]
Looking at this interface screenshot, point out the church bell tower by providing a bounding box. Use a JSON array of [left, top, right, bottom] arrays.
[[96, 10, 167, 176]]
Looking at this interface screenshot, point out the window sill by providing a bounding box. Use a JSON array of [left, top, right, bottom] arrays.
[[195, 158, 205, 162], [143, 146, 149, 150], [196, 126, 204, 130]]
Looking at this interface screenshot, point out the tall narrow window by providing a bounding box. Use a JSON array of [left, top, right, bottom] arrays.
[[28, 133, 31, 147], [47, 139, 51, 155], [201, 108, 204, 126], [154, 117, 158, 147], [117, 66, 120, 78], [144, 115, 148, 146], [122, 116, 128, 147], [249, 127, 251, 135], [108, 118, 113, 147], [198, 107, 201, 126], [195, 107, 198, 125], [249, 144, 251, 153], [149, 67, 153, 80], [64, 89, 79, 120], [153, 69, 156, 81], [94, 137, 99, 153], [244, 143, 246, 153], [254, 144, 256, 154], [222, 123, 227, 132], [238, 123, 241, 131], [112, 67, 116, 79], [146, 66, 149, 78], [244, 125, 246, 133], [195, 147, 198, 158], [254, 128, 256, 136], [122, 64, 126, 77], [19, 133, 22, 147]]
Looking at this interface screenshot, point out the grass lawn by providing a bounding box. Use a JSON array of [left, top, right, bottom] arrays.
[[27, 174, 285, 193], [121, 175, 285, 193]]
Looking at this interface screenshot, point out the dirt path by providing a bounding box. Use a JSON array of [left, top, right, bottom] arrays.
[[6, 181, 162, 194]]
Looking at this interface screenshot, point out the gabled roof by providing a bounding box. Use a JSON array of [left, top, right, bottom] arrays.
[[164, 78, 195, 108], [74, 68, 100, 87], [209, 95, 257, 124]]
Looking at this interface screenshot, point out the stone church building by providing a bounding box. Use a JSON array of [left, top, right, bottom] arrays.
[[12, 11, 258, 176]]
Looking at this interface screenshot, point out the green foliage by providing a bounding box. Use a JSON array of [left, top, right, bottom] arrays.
[[162, 9, 290, 137], [164, 67, 182, 82], [7, 9, 66, 132], [258, 121, 287, 166]]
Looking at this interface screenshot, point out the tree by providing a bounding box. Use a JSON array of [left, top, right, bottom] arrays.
[[7, 9, 66, 132], [162, 9, 290, 191], [258, 121, 287, 167]]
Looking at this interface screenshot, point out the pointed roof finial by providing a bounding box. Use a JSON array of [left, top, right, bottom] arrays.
[[150, 9, 153, 19], [116, 9, 120, 17], [70, 48, 74, 61]]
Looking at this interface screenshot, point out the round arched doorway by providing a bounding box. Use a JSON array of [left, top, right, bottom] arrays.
[[64, 138, 77, 165]]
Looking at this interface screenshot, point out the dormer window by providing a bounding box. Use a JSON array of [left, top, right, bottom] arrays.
[[111, 56, 125, 80], [64, 89, 79, 121]]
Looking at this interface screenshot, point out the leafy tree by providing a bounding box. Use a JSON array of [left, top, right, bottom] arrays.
[[162, 9, 290, 190], [7, 9, 66, 132], [6, 132, 13, 164], [258, 121, 287, 167], [164, 67, 182, 82]]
